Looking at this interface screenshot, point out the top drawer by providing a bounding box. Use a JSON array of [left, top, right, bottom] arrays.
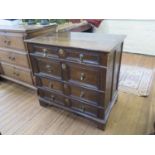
[[29, 45, 108, 66], [0, 32, 26, 51]]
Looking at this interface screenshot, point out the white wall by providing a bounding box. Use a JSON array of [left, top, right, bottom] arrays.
[[95, 20, 155, 56]]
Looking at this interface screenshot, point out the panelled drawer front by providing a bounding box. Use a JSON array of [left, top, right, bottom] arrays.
[[37, 76, 63, 93], [1, 63, 32, 84], [71, 100, 98, 117], [66, 48, 100, 65], [69, 85, 102, 105], [36, 57, 61, 78], [67, 63, 100, 88], [38, 88, 101, 117], [30, 45, 108, 66], [36, 76, 104, 105], [0, 49, 29, 68], [0, 32, 26, 51], [31, 45, 60, 58], [38, 89, 65, 106], [33, 57, 104, 89]]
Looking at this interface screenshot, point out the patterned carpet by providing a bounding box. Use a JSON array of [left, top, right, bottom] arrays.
[[119, 65, 154, 96]]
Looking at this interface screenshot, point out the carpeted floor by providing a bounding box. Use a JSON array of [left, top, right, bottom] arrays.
[[119, 65, 154, 96]]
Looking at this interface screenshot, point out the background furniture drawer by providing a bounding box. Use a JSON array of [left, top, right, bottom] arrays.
[[1, 62, 32, 84], [36, 76, 63, 93], [35, 57, 61, 78], [0, 32, 26, 51], [0, 48, 30, 68]]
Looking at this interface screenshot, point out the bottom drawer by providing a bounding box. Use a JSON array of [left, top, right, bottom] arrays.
[[1, 62, 33, 84], [71, 100, 98, 117], [38, 89, 66, 106], [38, 88, 102, 117]]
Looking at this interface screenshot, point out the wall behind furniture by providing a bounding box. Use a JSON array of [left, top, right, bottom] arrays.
[[95, 20, 155, 56]]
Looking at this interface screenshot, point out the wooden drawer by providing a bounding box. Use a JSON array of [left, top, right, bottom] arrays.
[[29, 45, 108, 66], [31, 45, 60, 58], [66, 63, 102, 88], [0, 48, 30, 68], [36, 75, 105, 106], [71, 100, 99, 117], [36, 76, 63, 93], [38, 88, 102, 117], [0, 32, 26, 51], [1, 62, 32, 84], [69, 85, 105, 105], [38, 88, 66, 106], [35, 57, 61, 78], [33, 58, 105, 88], [66, 48, 101, 65]]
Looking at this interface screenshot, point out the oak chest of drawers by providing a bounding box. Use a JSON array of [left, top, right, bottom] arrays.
[[0, 24, 57, 88], [25, 32, 126, 129]]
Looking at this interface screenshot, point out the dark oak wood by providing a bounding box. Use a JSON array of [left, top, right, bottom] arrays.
[[0, 24, 57, 88], [26, 32, 125, 130], [25, 32, 126, 52]]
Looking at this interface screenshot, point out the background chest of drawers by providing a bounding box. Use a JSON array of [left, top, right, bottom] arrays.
[[0, 24, 57, 88], [25, 32, 125, 129]]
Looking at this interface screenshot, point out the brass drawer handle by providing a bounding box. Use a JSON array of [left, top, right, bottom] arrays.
[[62, 63, 66, 70], [80, 91, 85, 98], [81, 104, 85, 111], [49, 82, 53, 88], [8, 56, 12, 60], [4, 40, 11, 45], [65, 98, 69, 103], [64, 84, 68, 89], [16, 73, 20, 76], [58, 49, 64, 55], [11, 57, 15, 61], [43, 48, 48, 57], [65, 98, 70, 106], [79, 53, 84, 62], [13, 72, 20, 76], [51, 95, 55, 101], [8, 56, 15, 61], [7, 40, 11, 45], [80, 73, 85, 81], [46, 64, 53, 73]]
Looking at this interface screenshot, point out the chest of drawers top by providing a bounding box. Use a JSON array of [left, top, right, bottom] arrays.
[[0, 24, 57, 33], [25, 32, 126, 52]]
